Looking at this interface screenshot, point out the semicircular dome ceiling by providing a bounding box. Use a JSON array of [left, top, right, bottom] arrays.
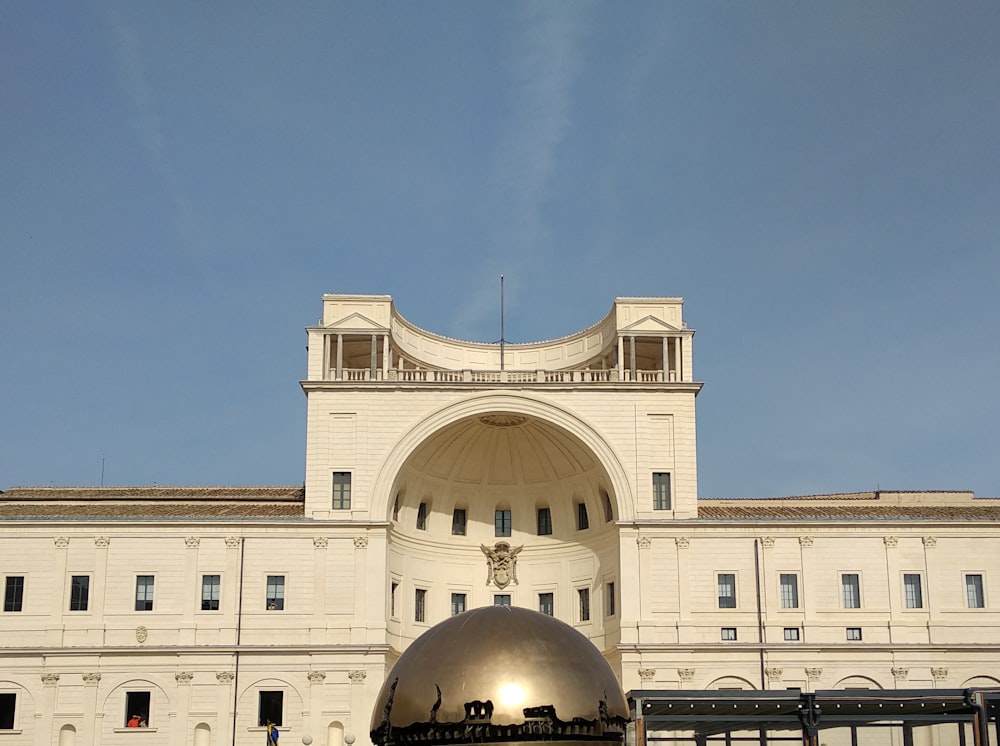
[[406, 413, 600, 486]]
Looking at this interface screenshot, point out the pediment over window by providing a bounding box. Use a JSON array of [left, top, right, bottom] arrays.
[[619, 315, 681, 334]]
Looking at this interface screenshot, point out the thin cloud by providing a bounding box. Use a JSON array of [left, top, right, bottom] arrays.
[[454, 2, 593, 339]]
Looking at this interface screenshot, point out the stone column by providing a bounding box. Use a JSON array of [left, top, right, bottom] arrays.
[[629, 336, 636, 380], [35, 673, 60, 746], [172, 672, 194, 746], [661, 338, 669, 381], [381, 334, 389, 379], [215, 672, 235, 746], [307, 671, 326, 743], [336, 334, 344, 380], [312, 538, 329, 645], [351, 536, 369, 644], [369, 335, 377, 379], [82, 673, 102, 746], [616, 336, 624, 377]]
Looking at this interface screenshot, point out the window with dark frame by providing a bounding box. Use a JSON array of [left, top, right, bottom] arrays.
[[717, 573, 736, 608], [3, 577, 24, 612], [576, 502, 589, 531], [842, 573, 861, 608], [258, 690, 283, 727], [415, 589, 426, 622], [602, 490, 614, 522], [201, 575, 220, 611], [538, 592, 554, 616], [135, 575, 154, 611], [966, 574, 985, 608], [450, 593, 466, 615], [494, 594, 511, 606], [578, 588, 590, 621], [783, 627, 800, 641], [451, 508, 467, 536], [332, 472, 352, 510], [779, 573, 799, 608], [69, 575, 90, 611], [721, 627, 737, 641], [536, 507, 552, 536], [846, 627, 863, 641], [416, 502, 428, 530], [124, 691, 150, 727], [390, 582, 398, 617], [904, 573, 923, 608], [266, 575, 285, 610], [495, 509, 511, 537], [652, 472, 671, 510], [607, 581, 615, 616], [0, 693, 14, 730]]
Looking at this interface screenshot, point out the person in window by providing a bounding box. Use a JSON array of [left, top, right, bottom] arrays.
[[266, 721, 279, 746], [127, 715, 141, 728]]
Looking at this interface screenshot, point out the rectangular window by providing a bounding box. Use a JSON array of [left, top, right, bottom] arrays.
[[717, 573, 737, 608], [331, 472, 351, 510], [450, 593, 466, 616], [135, 575, 154, 611], [125, 691, 150, 727], [266, 575, 285, 610], [451, 508, 467, 536], [602, 491, 614, 522], [576, 502, 589, 531], [390, 582, 398, 617], [779, 573, 799, 608], [495, 509, 511, 537], [3, 576, 24, 612], [721, 627, 737, 641], [201, 575, 220, 611], [494, 594, 511, 606], [607, 581, 616, 617], [578, 588, 590, 621], [903, 573, 923, 609], [0, 693, 14, 730], [783, 627, 800, 641], [846, 627, 862, 641], [536, 507, 553, 536], [69, 575, 90, 611], [966, 574, 985, 608], [258, 690, 283, 727], [417, 502, 428, 530], [841, 573, 861, 608], [652, 472, 671, 510], [415, 589, 426, 622], [538, 592, 554, 616]]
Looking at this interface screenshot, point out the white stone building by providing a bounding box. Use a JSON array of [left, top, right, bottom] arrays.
[[1, 294, 997, 746]]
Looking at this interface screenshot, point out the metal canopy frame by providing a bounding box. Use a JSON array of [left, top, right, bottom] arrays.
[[629, 688, 999, 746]]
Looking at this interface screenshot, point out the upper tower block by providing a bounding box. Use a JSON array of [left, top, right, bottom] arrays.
[[305, 295, 696, 385]]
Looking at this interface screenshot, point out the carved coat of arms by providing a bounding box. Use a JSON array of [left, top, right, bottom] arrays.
[[481, 541, 522, 589]]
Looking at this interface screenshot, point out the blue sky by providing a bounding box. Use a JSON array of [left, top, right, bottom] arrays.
[[2, 1, 998, 497]]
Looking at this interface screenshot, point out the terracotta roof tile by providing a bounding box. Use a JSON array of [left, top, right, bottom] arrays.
[[698, 504, 1000, 521]]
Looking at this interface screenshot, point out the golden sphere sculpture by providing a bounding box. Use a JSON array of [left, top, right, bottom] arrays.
[[370, 606, 628, 746]]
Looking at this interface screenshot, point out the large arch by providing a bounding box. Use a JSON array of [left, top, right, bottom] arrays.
[[371, 392, 636, 522]]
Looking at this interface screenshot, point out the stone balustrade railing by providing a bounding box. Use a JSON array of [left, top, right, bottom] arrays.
[[328, 368, 680, 383]]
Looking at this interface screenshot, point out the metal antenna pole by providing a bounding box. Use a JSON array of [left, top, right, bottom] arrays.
[[500, 274, 505, 371]]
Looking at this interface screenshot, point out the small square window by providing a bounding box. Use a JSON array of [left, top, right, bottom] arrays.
[[536, 507, 552, 536], [332, 472, 351, 510], [846, 627, 862, 641], [652, 472, 671, 510], [494, 594, 511, 607], [258, 690, 283, 727], [903, 573, 923, 608], [450, 593, 466, 615], [495, 509, 511, 537], [201, 575, 220, 611], [576, 502, 589, 531], [578, 588, 590, 621], [721, 627, 737, 641], [966, 574, 985, 608], [417, 502, 429, 530], [69, 575, 90, 611], [607, 581, 616, 617], [538, 592, 554, 616], [415, 589, 426, 622], [125, 691, 150, 727], [266, 575, 285, 610], [135, 575, 154, 611], [783, 627, 800, 641], [3, 576, 24, 612], [718, 573, 737, 608], [451, 508, 467, 536]]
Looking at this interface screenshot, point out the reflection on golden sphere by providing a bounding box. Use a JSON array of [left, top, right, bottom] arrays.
[[370, 606, 628, 745]]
